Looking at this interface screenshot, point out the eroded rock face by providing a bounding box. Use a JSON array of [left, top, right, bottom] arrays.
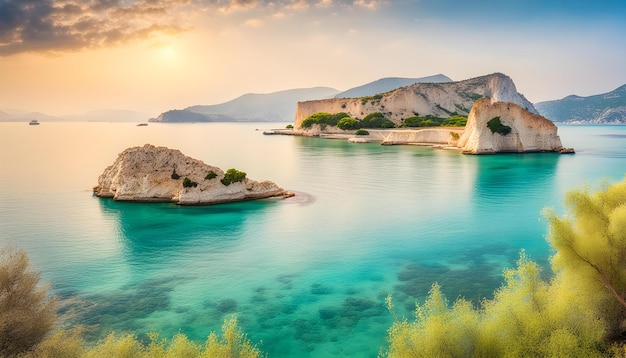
[[457, 99, 563, 154], [93, 144, 289, 205], [294, 73, 536, 132]]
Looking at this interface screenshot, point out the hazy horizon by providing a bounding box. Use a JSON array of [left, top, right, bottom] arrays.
[[1, 0, 625, 116]]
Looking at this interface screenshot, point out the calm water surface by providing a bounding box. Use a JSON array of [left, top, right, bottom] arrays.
[[0, 122, 625, 357]]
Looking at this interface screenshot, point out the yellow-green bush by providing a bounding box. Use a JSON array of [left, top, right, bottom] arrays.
[[24, 316, 263, 358], [383, 177, 626, 357], [0, 248, 57, 357], [384, 253, 607, 357]]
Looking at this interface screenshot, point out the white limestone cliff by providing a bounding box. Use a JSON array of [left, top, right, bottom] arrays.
[[93, 144, 291, 205], [457, 99, 563, 154], [294, 73, 536, 132]]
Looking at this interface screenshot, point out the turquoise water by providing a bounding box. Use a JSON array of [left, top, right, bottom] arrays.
[[1, 122, 625, 357]]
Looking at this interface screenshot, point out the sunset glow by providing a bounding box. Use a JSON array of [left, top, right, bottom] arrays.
[[0, 0, 625, 117]]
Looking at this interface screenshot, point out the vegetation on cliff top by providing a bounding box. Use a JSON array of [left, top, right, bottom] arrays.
[[301, 112, 467, 130], [221, 168, 247, 186], [301, 112, 351, 129], [402, 114, 467, 127]]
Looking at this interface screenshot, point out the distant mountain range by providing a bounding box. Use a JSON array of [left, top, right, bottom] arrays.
[[333, 74, 452, 98], [0, 108, 150, 123], [150, 75, 455, 123], [4, 76, 625, 124], [535, 84, 626, 124], [151, 87, 340, 123]]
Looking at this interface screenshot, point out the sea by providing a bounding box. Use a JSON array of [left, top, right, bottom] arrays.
[[1, 122, 625, 357]]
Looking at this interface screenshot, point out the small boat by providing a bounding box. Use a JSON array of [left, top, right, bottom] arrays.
[[28, 119, 40, 125], [136, 123, 148, 126]]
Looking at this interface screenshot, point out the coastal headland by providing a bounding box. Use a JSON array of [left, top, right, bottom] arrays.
[[284, 73, 570, 154]]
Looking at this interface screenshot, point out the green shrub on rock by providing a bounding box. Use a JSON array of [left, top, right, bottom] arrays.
[[487, 117, 511, 135], [337, 117, 360, 130], [183, 177, 198, 188], [205, 171, 217, 180], [361, 112, 395, 128], [221, 169, 247, 186], [441, 115, 468, 127], [356, 129, 369, 136], [301, 112, 350, 129]]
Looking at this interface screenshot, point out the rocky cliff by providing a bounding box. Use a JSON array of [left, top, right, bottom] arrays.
[[294, 73, 536, 131], [93, 144, 290, 205], [457, 99, 563, 154]]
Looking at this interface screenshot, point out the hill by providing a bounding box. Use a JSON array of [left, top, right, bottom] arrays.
[[535, 84, 626, 124], [151, 87, 339, 123], [334, 74, 452, 98]]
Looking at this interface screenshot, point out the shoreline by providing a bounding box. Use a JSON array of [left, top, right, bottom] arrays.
[[266, 127, 574, 154]]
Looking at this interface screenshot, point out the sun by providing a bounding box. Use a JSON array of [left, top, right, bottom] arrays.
[[157, 45, 178, 62]]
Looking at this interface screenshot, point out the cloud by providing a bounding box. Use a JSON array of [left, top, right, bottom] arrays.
[[352, 0, 380, 10], [0, 0, 189, 56], [244, 18, 264, 26], [316, 0, 333, 8], [0, 0, 391, 56], [218, 0, 260, 13]]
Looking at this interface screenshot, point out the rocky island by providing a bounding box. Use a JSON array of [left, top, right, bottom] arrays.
[[93, 144, 292, 205], [286, 73, 569, 154]]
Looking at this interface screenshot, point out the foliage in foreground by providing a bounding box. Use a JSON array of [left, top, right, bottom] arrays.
[[0, 248, 57, 358], [0, 249, 263, 358], [383, 178, 626, 357], [23, 316, 263, 358]]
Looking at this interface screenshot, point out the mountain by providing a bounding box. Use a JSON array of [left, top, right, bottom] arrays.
[[334, 74, 453, 98], [294, 73, 537, 129], [0, 109, 58, 122], [0, 108, 150, 122], [151, 87, 340, 123], [535, 84, 626, 124], [63, 109, 151, 122]]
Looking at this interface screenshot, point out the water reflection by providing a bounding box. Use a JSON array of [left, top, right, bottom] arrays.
[[97, 198, 273, 264], [472, 153, 561, 203], [61, 198, 277, 341]]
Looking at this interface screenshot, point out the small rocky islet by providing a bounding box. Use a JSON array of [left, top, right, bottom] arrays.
[[93, 144, 293, 205]]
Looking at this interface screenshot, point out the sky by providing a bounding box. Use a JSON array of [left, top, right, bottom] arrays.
[[1, 0, 625, 117]]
